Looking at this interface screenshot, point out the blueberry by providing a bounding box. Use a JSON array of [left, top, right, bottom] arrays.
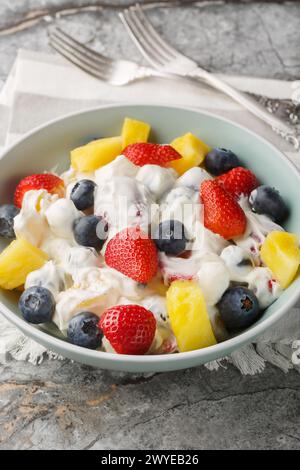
[[154, 220, 188, 256], [19, 286, 55, 324], [204, 148, 240, 176], [73, 215, 108, 250], [0, 204, 20, 239], [70, 179, 97, 211], [67, 312, 103, 349], [217, 286, 260, 331], [249, 185, 288, 224]]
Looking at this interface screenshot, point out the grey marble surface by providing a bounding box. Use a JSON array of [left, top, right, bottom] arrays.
[[0, 1, 300, 450]]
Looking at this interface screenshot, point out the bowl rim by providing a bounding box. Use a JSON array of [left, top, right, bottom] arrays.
[[1, 102, 300, 366]]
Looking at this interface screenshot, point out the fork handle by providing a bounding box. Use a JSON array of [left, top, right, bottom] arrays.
[[189, 68, 295, 140]]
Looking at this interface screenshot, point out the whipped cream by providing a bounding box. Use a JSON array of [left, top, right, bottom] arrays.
[[159, 252, 199, 283], [41, 236, 75, 263], [246, 267, 282, 309], [140, 295, 169, 326], [220, 245, 254, 281], [54, 288, 112, 333], [95, 175, 158, 234], [95, 155, 138, 184], [174, 167, 212, 191], [136, 164, 177, 200], [160, 186, 199, 236], [197, 254, 230, 305], [191, 220, 229, 255], [61, 246, 100, 280], [74, 266, 150, 301], [14, 189, 57, 246], [45, 198, 82, 239], [25, 261, 69, 299]]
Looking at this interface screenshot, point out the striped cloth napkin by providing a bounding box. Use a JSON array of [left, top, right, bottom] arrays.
[[0, 48, 300, 374]]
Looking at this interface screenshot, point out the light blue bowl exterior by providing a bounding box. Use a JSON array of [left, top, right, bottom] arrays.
[[0, 104, 299, 372]]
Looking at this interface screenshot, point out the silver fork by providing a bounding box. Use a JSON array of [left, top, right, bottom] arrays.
[[48, 27, 164, 86], [120, 4, 297, 144]]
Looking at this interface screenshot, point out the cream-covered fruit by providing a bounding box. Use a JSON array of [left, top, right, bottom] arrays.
[[0, 116, 297, 354]]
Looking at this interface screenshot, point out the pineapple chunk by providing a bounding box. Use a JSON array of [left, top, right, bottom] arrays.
[[0, 238, 48, 290], [121, 118, 151, 148], [71, 136, 122, 172], [260, 231, 300, 288], [166, 280, 217, 352], [169, 133, 211, 175]]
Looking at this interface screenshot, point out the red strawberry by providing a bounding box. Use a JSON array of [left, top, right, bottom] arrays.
[[216, 167, 259, 199], [123, 143, 181, 167], [200, 180, 247, 239], [99, 304, 156, 355], [14, 174, 65, 208], [105, 226, 158, 283]]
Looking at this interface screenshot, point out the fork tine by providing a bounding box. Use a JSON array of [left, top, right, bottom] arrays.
[[49, 37, 109, 81], [49, 34, 110, 76], [133, 4, 178, 60], [128, 6, 173, 63], [119, 10, 166, 68], [50, 27, 111, 66]]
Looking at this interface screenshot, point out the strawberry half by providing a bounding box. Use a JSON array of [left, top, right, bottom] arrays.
[[105, 226, 158, 283], [200, 180, 247, 239], [100, 304, 156, 355], [123, 143, 181, 167], [216, 167, 259, 199], [14, 174, 65, 208]]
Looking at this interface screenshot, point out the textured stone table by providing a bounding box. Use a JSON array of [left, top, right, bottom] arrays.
[[0, 1, 300, 450]]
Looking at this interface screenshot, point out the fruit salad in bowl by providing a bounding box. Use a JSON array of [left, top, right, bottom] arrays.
[[0, 113, 300, 362]]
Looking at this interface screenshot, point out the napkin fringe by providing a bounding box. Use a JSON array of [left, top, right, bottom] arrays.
[[0, 314, 298, 374], [255, 343, 294, 373], [0, 315, 63, 365], [205, 342, 296, 375]]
